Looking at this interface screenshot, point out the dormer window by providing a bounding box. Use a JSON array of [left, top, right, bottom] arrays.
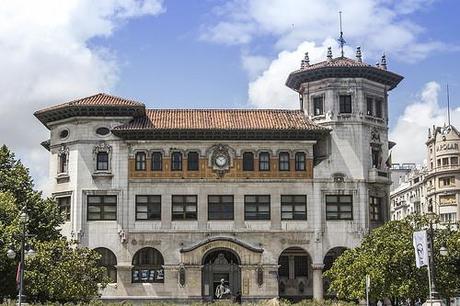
[[313, 96, 324, 116], [339, 95, 352, 114]]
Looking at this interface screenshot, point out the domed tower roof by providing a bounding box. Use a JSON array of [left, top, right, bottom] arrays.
[[286, 49, 403, 92]]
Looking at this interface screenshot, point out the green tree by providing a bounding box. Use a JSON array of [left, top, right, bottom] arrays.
[[324, 215, 460, 303], [0, 144, 108, 302], [26, 239, 108, 303]]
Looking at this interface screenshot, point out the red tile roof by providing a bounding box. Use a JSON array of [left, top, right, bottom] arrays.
[[35, 93, 144, 114], [296, 57, 371, 72], [113, 109, 327, 131]]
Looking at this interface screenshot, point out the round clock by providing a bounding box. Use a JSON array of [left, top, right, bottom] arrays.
[[215, 155, 228, 167]]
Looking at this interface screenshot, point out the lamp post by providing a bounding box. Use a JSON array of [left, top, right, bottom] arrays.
[[6, 207, 35, 306]]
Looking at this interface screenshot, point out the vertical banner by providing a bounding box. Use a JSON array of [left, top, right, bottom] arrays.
[[413, 230, 429, 268]]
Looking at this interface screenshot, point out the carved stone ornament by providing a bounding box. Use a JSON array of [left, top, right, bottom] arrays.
[[93, 142, 112, 156], [58, 145, 69, 157], [210, 144, 232, 177], [256, 266, 264, 287], [179, 265, 186, 287], [370, 127, 381, 143]]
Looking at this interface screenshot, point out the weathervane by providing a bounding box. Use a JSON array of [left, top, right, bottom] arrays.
[[337, 11, 346, 57]]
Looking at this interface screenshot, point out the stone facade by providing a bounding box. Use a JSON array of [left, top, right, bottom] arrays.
[[390, 124, 460, 223], [36, 50, 402, 302]]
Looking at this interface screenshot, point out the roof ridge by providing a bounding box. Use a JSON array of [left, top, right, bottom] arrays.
[[145, 108, 304, 112]]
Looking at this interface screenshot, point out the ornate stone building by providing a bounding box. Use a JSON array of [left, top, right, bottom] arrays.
[[391, 124, 460, 223], [35, 47, 402, 302]]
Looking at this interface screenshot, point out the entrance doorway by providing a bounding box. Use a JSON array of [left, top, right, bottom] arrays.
[[202, 249, 241, 301], [278, 247, 312, 301]]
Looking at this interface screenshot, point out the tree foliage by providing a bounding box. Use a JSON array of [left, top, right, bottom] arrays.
[[324, 215, 460, 302], [0, 144, 107, 302]]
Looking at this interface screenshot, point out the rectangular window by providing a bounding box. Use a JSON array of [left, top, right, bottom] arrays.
[[375, 99, 383, 118], [136, 195, 161, 220], [281, 195, 307, 220], [339, 95, 352, 113], [57, 196, 71, 221], [295, 152, 306, 171], [442, 158, 449, 166], [243, 152, 254, 171], [97, 152, 109, 171], [151, 152, 162, 171], [187, 152, 199, 171], [369, 196, 382, 221], [87, 195, 117, 221], [135, 152, 146, 171], [208, 195, 234, 220], [171, 152, 182, 171], [326, 195, 353, 220], [313, 96, 324, 116], [439, 176, 455, 187], [279, 152, 290, 171], [259, 152, 270, 171], [244, 195, 270, 220], [366, 97, 373, 116], [451, 157, 459, 166], [172, 195, 197, 220]]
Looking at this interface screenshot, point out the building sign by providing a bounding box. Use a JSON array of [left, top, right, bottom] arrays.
[[436, 143, 459, 152], [439, 194, 456, 206], [132, 268, 164, 283]]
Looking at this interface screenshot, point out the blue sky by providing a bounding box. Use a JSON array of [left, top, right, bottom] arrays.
[[0, 0, 459, 190]]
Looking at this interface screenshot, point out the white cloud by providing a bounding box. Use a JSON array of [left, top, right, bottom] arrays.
[[0, 0, 165, 193], [241, 53, 271, 80], [201, 0, 443, 61], [389, 81, 460, 165]]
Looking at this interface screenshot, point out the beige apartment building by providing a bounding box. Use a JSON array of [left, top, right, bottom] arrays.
[[391, 124, 460, 223]]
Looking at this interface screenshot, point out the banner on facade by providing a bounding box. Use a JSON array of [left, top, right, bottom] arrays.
[[413, 230, 429, 268]]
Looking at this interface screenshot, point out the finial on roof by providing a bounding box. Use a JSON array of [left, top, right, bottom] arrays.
[[356, 46, 362, 62], [375, 62, 380, 68], [380, 54, 387, 70], [327, 47, 333, 61], [300, 52, 310, 69], [337, 11, 346, 57]]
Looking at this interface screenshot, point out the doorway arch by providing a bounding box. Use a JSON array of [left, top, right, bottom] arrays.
[[202, 248, 241, 301], [278, 247, 312, 301], [323, 246, 348, 296]]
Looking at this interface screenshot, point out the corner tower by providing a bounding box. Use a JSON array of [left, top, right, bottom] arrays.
[[286, 47, 403, 227]]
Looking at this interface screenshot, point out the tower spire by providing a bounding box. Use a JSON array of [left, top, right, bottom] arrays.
[[447, 83, 451, 126], [337, 11, 346, 57]]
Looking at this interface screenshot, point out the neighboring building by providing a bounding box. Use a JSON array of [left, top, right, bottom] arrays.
[[390, 162, 416, 192], [35, 47, 402, 302], [390, 125, 460, 223]]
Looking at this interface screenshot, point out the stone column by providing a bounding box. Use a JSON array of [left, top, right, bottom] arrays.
[[311, 263, 324, 300]]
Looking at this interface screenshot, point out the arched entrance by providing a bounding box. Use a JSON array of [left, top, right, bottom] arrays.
[[323, 247, 348, 296], [202, 249, 241, 301], [278, 247, 312, 301]]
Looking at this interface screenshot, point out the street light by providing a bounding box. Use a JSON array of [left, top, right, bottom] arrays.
[[5, 207, 35, 306]]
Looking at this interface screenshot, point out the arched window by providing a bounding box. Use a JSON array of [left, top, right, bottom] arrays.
[[187, 152, 199, 171], [279, 152, 290, 171], [94, 247, 117, 283], [135, 152, 146, 171], [295, 152, 306, 171], [243, 152, 254, 171], [259, 152, 270, 171], [171, 152, 182, 171], [59, 153, 68, 174], [96, 152, 109, 171], [151, 152, 162, 171], [132, 247, 164, 283]]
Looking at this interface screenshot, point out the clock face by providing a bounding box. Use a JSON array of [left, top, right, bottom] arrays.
[[215, 155, 228, 167]]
